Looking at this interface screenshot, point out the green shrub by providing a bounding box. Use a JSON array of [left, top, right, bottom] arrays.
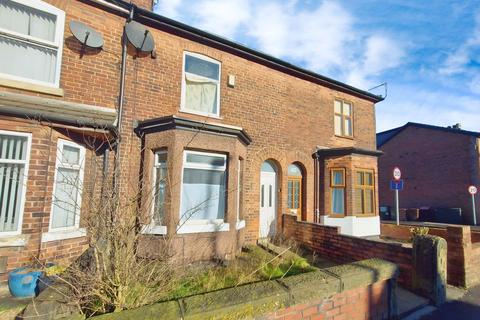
[[410, 226, 429, 242]]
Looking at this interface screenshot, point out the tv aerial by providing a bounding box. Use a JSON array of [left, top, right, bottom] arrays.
[[125, 21, 155, 54], [70, 21, 104, 56]]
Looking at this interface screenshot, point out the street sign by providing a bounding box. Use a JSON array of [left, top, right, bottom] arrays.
[[468, 185, 477, 195], [393, 167, 401, 181], [390, 179, 404, 191]]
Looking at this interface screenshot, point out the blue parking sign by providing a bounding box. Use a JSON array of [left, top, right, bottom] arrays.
[[390, 180, 404, 190]]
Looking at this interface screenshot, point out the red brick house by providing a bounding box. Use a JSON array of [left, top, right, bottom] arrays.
[[0, 0, 383, 279], [377, 122, 480, 224]]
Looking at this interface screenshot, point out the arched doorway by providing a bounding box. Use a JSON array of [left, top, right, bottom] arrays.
[[259, 160, 277, 238], [287, 163, 304, 220]]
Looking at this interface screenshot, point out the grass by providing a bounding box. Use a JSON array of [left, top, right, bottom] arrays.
[[165, 245, 315, 300]]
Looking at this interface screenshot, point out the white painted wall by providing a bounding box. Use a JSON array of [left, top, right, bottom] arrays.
[[320, 215, 380, 237]]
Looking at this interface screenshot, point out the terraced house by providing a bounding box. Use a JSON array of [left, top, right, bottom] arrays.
[[0, 0, 384, 279]]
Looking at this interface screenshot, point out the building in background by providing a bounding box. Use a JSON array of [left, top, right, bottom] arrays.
[[377, 122, 480, 224]]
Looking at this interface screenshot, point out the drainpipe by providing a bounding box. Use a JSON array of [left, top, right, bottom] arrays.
[[113, 6, 135, 192]]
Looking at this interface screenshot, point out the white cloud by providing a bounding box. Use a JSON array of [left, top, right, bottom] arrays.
[[439, 12, 480, 76], [376, 86, 480, 132], [153, 0, 183, 19], [191, 0, 251, 38], [347, 35, 405, 88]]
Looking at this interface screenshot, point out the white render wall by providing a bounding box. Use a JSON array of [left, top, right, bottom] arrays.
[[320, 215, 380, 237]]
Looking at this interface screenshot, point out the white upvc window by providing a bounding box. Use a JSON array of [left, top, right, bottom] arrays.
[[49, 140, 85, 232], [178, 150, 228, 234], [0, 0, 65, 88], [143, 150, 168, 235], [0, 130, 31, 236], [180, 52, 221, 117], [236, 158, 245, 230]]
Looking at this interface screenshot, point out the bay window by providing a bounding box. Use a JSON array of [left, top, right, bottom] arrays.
[[0, 0, 65, 87], [181, 52, 221, 117], [355, 170, 375, 214], [178, 150, 228, 233], [0, 131, 31, 235], [331, 168, 345, 215]]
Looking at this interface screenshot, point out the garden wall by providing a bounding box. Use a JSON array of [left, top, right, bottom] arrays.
[[381, 222, 480, 288], [283, 214, 414, 288], [90, 259, 398, 320]]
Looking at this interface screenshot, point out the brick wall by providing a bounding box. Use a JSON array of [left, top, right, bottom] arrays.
[[265, 280, 390, 320], [380, 222, 480, 288], [283, 214, 413, 288], [378, 126, 480, 225]]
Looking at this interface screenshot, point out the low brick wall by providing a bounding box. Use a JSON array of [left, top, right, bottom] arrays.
[[283, 214, 413, 288], [381, 221, 480, 244], [381, 222, 480, 288], [91, 259, 398, 320]]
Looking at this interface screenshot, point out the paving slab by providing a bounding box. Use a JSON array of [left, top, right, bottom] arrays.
[[0, 284, 30, 320]]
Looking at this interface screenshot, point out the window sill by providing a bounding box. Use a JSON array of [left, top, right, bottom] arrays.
[[177, 222, 229, 234], [0, 234, 27, 247], [0, 77, 64, 97], [141, 225, 167, 235], [236, 220, 246, 230], [334, 134, 354, 140], [41, 228, 86, 243], [178, 109, 222, 120]]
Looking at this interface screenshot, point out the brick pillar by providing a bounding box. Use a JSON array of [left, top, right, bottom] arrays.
[[446, 226, 472, 288]]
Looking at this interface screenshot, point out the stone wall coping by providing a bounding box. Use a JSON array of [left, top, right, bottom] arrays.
[[382, 220, 480, 232], [92, 258, 398, 320]]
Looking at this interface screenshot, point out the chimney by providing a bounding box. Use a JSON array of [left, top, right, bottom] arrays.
[[130, 0, 153, 10], [452, 123, 462, 130]]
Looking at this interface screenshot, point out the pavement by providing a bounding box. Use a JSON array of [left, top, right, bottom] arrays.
[[0, 284, 31, 320]]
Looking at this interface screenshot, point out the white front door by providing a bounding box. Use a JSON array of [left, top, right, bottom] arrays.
[[259, 171, 276, 238]]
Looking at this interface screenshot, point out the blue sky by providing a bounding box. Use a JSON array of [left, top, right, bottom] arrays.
[[153, 0, 480, 132]]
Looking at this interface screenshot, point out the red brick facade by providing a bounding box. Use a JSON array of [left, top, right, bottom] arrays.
[[0, 0, 381, 278], [265, 280, 391, 320], [378, 124, 480, 224]]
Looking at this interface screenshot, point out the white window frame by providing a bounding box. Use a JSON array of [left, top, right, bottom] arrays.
[[180, 51, 221, 118], [143, 150, 168, 235], [43, 139, 85, 241], [177, 150, 229, 234], [0, 130, 31, 237], [0, 0, 65, 88], [236, 158, 245, 230]]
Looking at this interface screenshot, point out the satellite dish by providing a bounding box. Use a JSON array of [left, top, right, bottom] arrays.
[[70, 21, 104, 49], [125, 21, 155, 53]]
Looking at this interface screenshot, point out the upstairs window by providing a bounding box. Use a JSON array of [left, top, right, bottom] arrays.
[[334, 100, 353, 137], [181, 52, 221, 117], [331, 168, 345, 215], [0, 0, 65, 87], [355, 170, 375, 215]]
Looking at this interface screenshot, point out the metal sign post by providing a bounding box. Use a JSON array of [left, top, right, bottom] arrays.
[[469, 186, 478, 226], [393, 167, 402, 226]]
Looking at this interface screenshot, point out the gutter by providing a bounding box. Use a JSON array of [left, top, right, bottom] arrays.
[[87, 0, 384, 104], [0, 90, 117, 129]]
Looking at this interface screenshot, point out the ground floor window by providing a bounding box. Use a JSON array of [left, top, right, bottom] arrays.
[[153, 151, 168, 226], [180, 150, 226, 224], [355, 170, 375, 214], [287, 164, 302, 217], [50, 140, 85, 230], [0, 131, 31, 235], [331, 168, 345, 215]]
